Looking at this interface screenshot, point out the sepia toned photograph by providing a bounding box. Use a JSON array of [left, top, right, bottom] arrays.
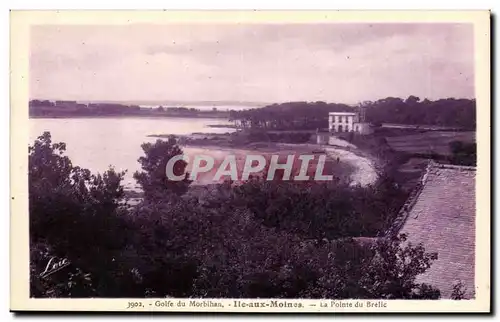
[[10, 10, 490, 313]]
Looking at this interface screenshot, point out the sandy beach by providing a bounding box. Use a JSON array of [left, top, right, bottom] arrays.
[[145, 131, 379, 187], [180, 142, 378, 187], [276, 142, 379, 187]]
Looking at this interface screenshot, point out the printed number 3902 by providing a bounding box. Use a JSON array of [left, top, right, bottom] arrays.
[[127, 302, 144, 309]]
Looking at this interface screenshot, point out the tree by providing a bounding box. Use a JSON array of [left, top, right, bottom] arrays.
[[451, 281, 468, 300], [405, 95, 421, 105], [133, 137, 191, 201], [358, 234, 441, 299], [128, 184, 440, 299], [29, 132, 140, 297], [232, 178, 407, 241], [229, 101, 354, 131], [449, 140, 476, 166], [230, 98, 476, 130]]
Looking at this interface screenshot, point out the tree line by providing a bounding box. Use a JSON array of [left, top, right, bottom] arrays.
[[229, 97, 476, 130], [29, 100, 229, 118]]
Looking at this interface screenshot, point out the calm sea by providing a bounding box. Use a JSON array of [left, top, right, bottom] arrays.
[[29, 117, 236, 190]]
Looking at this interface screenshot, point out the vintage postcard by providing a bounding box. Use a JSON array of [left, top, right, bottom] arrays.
[[10, 10, 490, 313]]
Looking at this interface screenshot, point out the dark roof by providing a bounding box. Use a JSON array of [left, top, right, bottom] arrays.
[[399, 162, 476, 298]]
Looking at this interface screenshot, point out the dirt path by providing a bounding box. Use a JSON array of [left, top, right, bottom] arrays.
[[277, 143, 379, 186], [323, 146, 378, 187]]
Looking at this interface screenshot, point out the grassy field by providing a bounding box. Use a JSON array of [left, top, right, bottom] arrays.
[[385, 131, 475, 156]]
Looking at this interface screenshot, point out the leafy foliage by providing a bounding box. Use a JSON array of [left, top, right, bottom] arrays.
[[230, 97, 476, 130], [364, 97, 475, 129], [448, 140, 476, 166], [133, 136, 191, 201], [230, 101, 353, 130], [232, 176, 408, 240], [450, 281, 468, 300], [29, 132, 441, 299], [29, 132, 138, 297]]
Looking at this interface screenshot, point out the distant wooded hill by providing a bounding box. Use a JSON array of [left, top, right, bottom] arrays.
[[229, 97, 476, 130], [29, 100, 230, 118]]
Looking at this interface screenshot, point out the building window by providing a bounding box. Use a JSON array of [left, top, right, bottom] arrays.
[[338, 125, 343, 132]]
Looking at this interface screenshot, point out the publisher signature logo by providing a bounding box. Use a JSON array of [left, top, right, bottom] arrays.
[[39, 256, 71, 279]]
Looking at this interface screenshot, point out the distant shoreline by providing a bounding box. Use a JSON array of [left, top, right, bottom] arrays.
[[29, 114, 231, 120]]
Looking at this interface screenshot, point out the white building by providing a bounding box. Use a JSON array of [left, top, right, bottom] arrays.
[[328, 111, 373, 135], [329, 112, 357, 132]]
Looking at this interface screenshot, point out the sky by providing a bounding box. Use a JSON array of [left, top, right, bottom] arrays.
[[30, 23, 475, 104]]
